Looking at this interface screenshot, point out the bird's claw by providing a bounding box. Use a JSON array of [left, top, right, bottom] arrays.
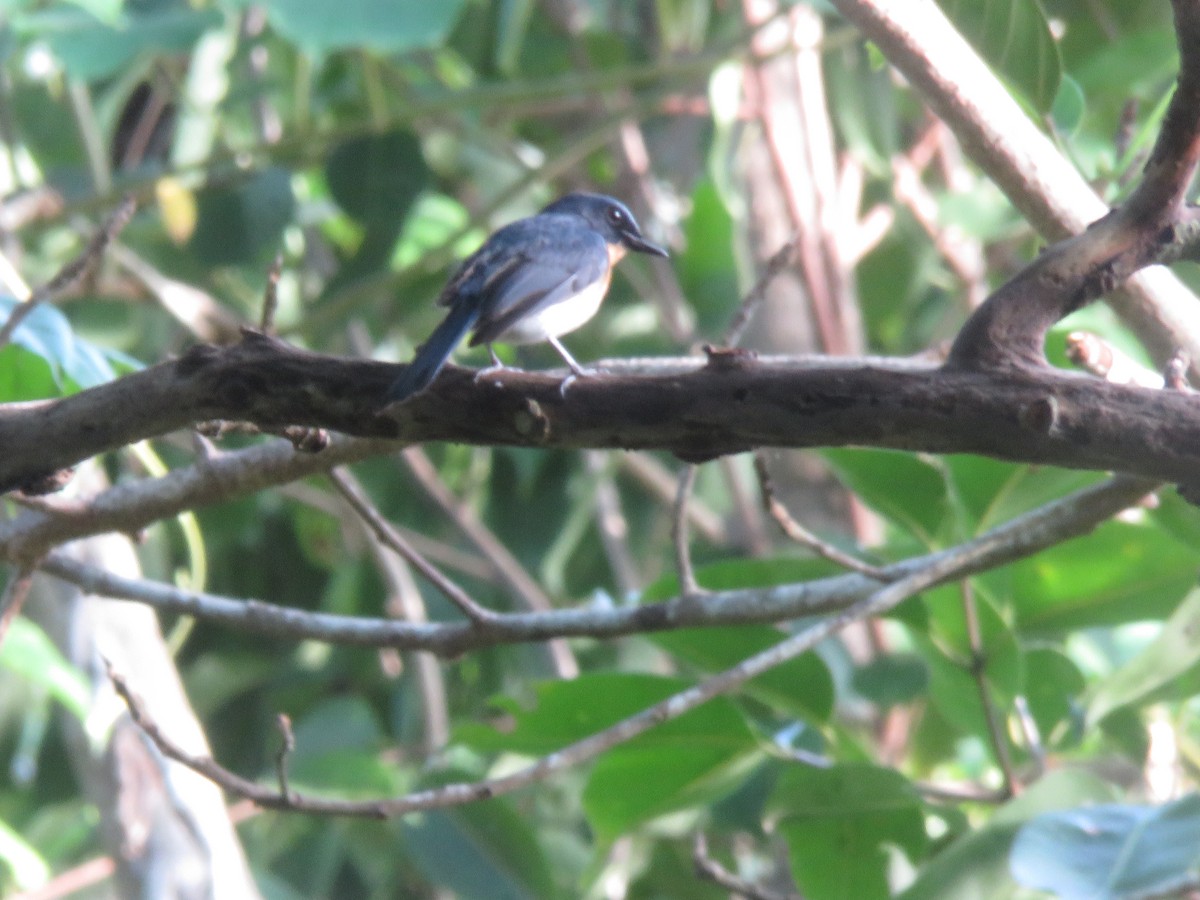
[[558, 367, 594, 398]]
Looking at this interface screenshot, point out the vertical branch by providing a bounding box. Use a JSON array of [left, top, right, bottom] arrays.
[[584, 451, 641, 596], [0, 563, 36, 648], [672, 465, 702, 596], [399, 448, 579, 678], [960, 581, 1020, 797]]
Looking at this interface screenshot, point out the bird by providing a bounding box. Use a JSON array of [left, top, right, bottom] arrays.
[[384, 192, 667, 403]]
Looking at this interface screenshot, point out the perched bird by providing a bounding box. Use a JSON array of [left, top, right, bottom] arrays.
[[385, 192, 667, 403]]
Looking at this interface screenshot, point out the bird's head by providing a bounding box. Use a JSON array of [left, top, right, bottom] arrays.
[[542, 193, 669, 259]]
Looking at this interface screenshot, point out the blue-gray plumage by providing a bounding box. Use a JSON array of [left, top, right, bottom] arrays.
[[385, 193, 667, 403]]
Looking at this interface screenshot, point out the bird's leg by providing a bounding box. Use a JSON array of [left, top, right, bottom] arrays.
[[548, 336, 591, 397], [473, 345, 511, 386]]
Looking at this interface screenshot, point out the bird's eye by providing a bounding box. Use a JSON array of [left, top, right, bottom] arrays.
[[607, 207, 626, 225]]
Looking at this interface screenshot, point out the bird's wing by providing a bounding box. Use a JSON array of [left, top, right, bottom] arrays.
[[468, 230, 608, 346]]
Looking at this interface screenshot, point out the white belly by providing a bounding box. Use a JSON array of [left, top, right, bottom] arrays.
[[497, 278, 608, 345]]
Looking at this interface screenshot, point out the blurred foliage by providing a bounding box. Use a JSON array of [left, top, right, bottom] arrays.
[[1, 0, 1199, 898]]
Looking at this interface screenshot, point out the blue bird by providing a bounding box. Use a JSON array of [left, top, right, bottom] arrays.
[[385, 192, 667, 403]]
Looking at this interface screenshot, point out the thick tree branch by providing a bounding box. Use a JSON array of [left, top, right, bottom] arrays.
[[2, 337, 1198, 499], [830, 0, 1200, 370]]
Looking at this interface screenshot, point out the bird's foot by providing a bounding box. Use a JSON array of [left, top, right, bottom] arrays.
[[558, 367, 595, 398], [474, 362, 511, 388]]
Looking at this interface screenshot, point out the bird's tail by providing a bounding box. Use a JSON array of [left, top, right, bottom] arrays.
[[385, 303, 479, 403]]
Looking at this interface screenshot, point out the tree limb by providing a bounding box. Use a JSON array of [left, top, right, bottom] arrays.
[[36, 476, 1155, 657]]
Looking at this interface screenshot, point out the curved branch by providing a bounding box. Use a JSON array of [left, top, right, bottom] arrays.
[[104, 475, 1145, 818], [830, 0, 1200, 370], [2, 337, 1199, 502], [38, 476, 1154, 657]]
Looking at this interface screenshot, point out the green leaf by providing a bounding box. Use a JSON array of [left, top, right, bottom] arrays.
[[1022, 645, 1084, 746], [0, 618, 89, 721], [325, 129, 429, 229], [0, 295, 134, 398], [823, 449, 949, 545], [402, 787, 558, 900], [771, 763, 926, 900], [942, 456, 1100, 535], [650, 626, 835, 722], [287, 747, 404, 796], [262, 0, 467, 54], [910, 615, 1021, 742], [1011, 795, 1200, 900], [1052, 74, 1086, 136], [14, 3, 221, 81], [454, 674, 762, 841], [457, 673, 699, 755], [581, 695, 761, 840], [189, 167, 295, 266], [1086, 587, 1200, 725], [290, 695, 383, 758], [852, 653, 929, 708], [937, 0, 1061, 113], [897, 769, 1117, 899], [677, 179, 738, 333], [982, 519, 1197, 631], [1150, 487, 1200, 548]]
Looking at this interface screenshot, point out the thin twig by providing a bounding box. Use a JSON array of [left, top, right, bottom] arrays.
[[753, 452, 887, 579], [0, 564, 36, 648], [38, 476, 1157, 657], [399, 447, 578, 678], [585, 451, 641, 596], [619, 452, 728, 544], [107, 501, 1049, 818], [259, 254, 283, 335], [339, 464, 450, 750], [1012, 695, 1046, 778], [914, 780, 1009, 804], [0, 197, 136, 350], [723, 237, 798, 348], [693, 833, 801, 900], [959, 580, 1020, 798], [672, 465, 703, 596], [327, 468, 498, 624], [274, 713, 295, 801]]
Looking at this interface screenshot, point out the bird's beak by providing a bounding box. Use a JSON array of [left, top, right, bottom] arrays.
[[622, 231, 669, 258]]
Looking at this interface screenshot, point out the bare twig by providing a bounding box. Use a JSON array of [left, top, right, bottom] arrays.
[[693, 833, 801, 900], [327, 467, 498, 624], [274, 713, 295, 801], [0, 563, 37, 648], [753, 452, 887, 579], [723, 237, 798, 347], [399, 447, 578, 678], [43, 475, 1153, 655], [1012, 695, 1046, 778], [329, 467, 451, 748], [620, 452, 728, 544], [915, 780, 1009, 804], [585, 451, 641, 596], [259, 254, 283, 335], [0, 197, 136, 350], [104, 483, 1091, 818], [959, 580, 1019, 798], [9, 855, 117, 900], [672, 465, 703, 596]]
